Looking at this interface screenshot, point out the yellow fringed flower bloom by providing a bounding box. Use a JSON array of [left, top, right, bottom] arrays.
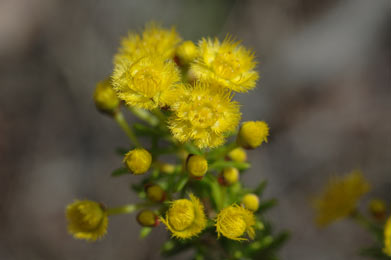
[[186, 155, 208, 179], [168, 83, 241, 148], [313, 170, 370, 227], [176, 40, 198, 65], [228, 147, 247, 163], [216, 204, 256, 241], [384, 216, 391, 257], [237, 121, 269, 149], [242, 194, 260, 212], [112, 55, 180, 110], [191, 37, 259, 92], [124, 148, 152, 175], [66, 200, 108, 242], [117, 22, 182, 60], [160, 194, 207, 239]]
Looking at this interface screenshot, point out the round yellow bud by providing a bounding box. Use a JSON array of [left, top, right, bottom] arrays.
[[160, 163, 176, 175], [242, 194, 260, 211], [186, 155, 208, 179], [228, 147, 247, 162], [66, 200, 108, 241], [93, 79, 120, 114], [219, 167, 239, 186], [137, 210, 159, 227], [237, 121, 269, 149], [369, 199, 387, 220], [145, 184, 166, 202], [124, 148, 152, 175], [215, 204, 256, 241], [176, 40, 198, 65]]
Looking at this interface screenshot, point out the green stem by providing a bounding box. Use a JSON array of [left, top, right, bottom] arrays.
[[129, 107, 159, 126], [114, 111, 141, 147], [152, 109, 167, 124], [107, 204, 137, 216]]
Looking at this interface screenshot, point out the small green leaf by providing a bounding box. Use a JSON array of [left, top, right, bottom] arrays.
[[111, 167, 129, 177], [258, 199, 278, 212], [139, 227, 152, 238], [184, 143, 203, 155], [115, 147, 129, 156], [209, 160, 250, 171], [175, 176, 188, 192], [253, 180, 268, 196]]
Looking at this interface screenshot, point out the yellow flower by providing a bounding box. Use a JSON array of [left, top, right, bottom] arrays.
[[168, 83, 241, 149], [242, 194, 260, 212], [117, 22, 182, 60], [124, 148, 152, 175], [137, 210, 159, 227], [176, 40, 198, 65], [384, 216, 391, 257], [66, 200, 108, 242], [160, 194, 207, 239], [186, 155, 208, 179], [159, 162, 176, 175], [190, 37, 259, 92], [313, 170, 370, 227], [145, 184, 166, 202], [237, 121, 269, 149], [369, 199, 387, 220], [215, 204, 256, 241], [112, 55, 180, 110], [93, 78, 120, 114], [228, 147, 247, 163], [219, 167, 239, 186]]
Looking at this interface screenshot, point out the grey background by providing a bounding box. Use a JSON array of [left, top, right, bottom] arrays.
[[0, 0, 390, 259]]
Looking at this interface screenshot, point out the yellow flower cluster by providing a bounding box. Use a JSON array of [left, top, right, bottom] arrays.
[[161, 195, 256, 240], [109, 23, 261, 149], [313, 170, 370, 227]]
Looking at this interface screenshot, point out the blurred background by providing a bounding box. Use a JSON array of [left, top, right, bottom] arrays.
[[0, 0, 390, 259]]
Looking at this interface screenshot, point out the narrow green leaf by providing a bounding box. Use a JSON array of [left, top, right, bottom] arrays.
[[253, 180, 268, 196], [139, 227, 152, 238], [111, 167, 129, 177], [258, 199, 278, 212], [184, 143, 203, 155], [209, 160, 250, 171], [175, 176, 188, 192]]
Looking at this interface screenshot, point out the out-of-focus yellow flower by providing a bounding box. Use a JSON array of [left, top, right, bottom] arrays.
[[228, 147, 247, 163], [168, 83, 241, 149], [66, 200, 108, 242], [242, 194, 260, 212], [219, 167, 239, 186], [313, 170, 370, 227], [137, 210, 159, 227], [124, 148, 152, 175], [117, 22, 182, 60], [384, 216, 391, 257], [186, 155, 208, 179], [145, 184, 166, 202], [237, 121, 269, 149], [369, 199, 387, 220], [112, 55, 180, 110], [93, 79, 120, 114], [160, 194, 207, 239], [159, 162, 176, 175], [215, 204, 256, 241], [176, 40, 198, 65], [191, 37, 258, 93]]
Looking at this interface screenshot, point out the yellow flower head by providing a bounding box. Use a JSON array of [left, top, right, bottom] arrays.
[[237, 121, 269, 149], [313, 170, 370, 227], [384, 216, 391, 257], [137, 210, 159, 227], [369, 199, 387, 220], [191, 37, 259, 92], [124, 148, 152, 175], [145, 184, 166, 202], [186, 154, 208, 179], [117, 22, 182, 60], [228, 147, 247, 163], [93, 78, 120, 114], [219, 167, 239, 186], [159, 162, 176, 175], [112, 55, 180, 110], [242, 194, 260, 212], [216, 204, 256, 241], [168, 83, 241, 149], [160, 194, 207, 239], [176, 40, 199, 65], [66, 200, 108, 242]]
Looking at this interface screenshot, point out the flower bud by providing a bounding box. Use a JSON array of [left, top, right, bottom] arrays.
[[228, 147, 247, 162], [369, 199, 387, 220], [176, 41, 198, 65], [242, 194, 260, 211], [145, 184, 166, 203], [237, 121, 269, 149], [93, 79, 120, 115], [137, 210, 159, 227], [66, 200, 108, 241], [186, 154, 208, 179], [219, 167, 239, 186], [159, 163, 176, 175], [124, 148, 152, 175]]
